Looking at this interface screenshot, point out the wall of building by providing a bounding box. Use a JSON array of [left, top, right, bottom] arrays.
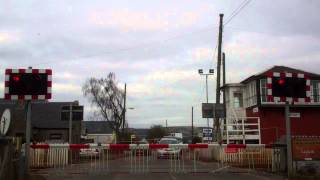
[[225, 86, 246, 121], [243, 80, 257, 108], [0, 99, 82, 143], [0, 101, 26, 138], [33, 129, 69, 143], [34, 127, 81, 143], [86, 134, 113, 144], [246, 106, 320, 144]]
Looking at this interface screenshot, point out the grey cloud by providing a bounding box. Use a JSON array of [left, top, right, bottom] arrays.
[[224, 0, 320, 37], [1, 0, 320, 127]]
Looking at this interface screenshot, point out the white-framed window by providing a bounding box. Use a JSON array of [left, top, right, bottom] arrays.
[[61, 106, 84, 121], [311, 80, 320, 102], [260, 79, 267, 102], [244, 80, 257, 107], [233, 92, 243, 108]]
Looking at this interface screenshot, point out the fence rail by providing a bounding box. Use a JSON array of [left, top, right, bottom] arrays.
[[29, 143, 282, 174], [221, 146, 272, 168]]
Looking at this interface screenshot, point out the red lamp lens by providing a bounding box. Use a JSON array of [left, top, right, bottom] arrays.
[[278, 79, 285, 85], [13, 76, 20, 82]]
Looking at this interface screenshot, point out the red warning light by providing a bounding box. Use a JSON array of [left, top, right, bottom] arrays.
[[278, 79, 285, 85], [13, 76, 20, 82]]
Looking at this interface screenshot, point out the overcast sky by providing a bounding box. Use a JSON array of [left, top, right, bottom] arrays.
[[1, 0, 319, 128]]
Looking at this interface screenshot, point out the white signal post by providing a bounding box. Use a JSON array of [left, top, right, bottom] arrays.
[[131, 134, 136, 144]]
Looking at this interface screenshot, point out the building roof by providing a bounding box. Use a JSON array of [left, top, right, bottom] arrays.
[[83, 121, 113, 134], [220, 83, 244, 89], [241, 65, 320, 84]]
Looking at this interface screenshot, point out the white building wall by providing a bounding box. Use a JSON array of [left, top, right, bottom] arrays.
[[223, 84, 261, 144], [244, 80, 257, 108], [225, 85, 246, 121], [86, 134, 113, 144]]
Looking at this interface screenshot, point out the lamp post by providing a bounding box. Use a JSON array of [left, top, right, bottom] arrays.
[[124, 107, 135, 129], [122, 107, 135, 132], [198, 69, 214, 140], [122, 83, 134, 131]]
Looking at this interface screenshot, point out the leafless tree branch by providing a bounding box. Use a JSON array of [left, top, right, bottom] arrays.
[[83, 72, 125, 138]]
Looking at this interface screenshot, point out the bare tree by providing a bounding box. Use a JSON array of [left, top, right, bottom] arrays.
[[83, 73, 125, 140], [146, 125, 167, 143]]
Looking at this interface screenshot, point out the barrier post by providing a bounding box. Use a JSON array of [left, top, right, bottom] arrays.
[[252, 151, 255, 169], [142, 146, 145, 173], [193, 150, 196, 173], [146, 149, 149, 172], [134, 149, 137, 173]]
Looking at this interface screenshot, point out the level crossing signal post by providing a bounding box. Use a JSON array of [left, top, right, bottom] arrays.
[[4, 67, 52, 174]]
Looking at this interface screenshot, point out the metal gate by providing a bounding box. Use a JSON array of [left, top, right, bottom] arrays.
[[29, 143, 282, 174], [29, 143, 220, 174]]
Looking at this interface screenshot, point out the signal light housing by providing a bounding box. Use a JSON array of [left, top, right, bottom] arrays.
[[272, 77, 306, 98], [4, 69, 52, 100]]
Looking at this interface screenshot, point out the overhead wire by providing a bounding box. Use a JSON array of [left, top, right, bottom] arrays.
[[224, 0, 252, 26], [129, 0, 253, 126], [202, 0, 253, 123], [225, 0, 249, 22], [209, 40, 218, 70], [209, 0, 253, 74], [208, 0, 252, 72]]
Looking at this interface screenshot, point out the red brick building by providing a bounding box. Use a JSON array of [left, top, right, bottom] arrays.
[[240, 66, 320, 144]]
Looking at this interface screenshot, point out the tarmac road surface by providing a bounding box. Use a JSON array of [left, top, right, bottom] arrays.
[[30, 170, 285, 180], [28, 155, 285, 180]]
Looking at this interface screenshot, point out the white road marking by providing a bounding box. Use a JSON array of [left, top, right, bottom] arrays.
[[169, 173, 177, 180], [210, 165, 230, 173]]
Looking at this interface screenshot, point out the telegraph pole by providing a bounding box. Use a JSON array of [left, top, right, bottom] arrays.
[[222, 53, 226, 97], [215, 14, 224, 142], [123, 83, 127, 131], [216, 15, 223, 104], [222, 52, 227, 130], [68, 103, 73, 144], [191, 106, 194, 141]]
